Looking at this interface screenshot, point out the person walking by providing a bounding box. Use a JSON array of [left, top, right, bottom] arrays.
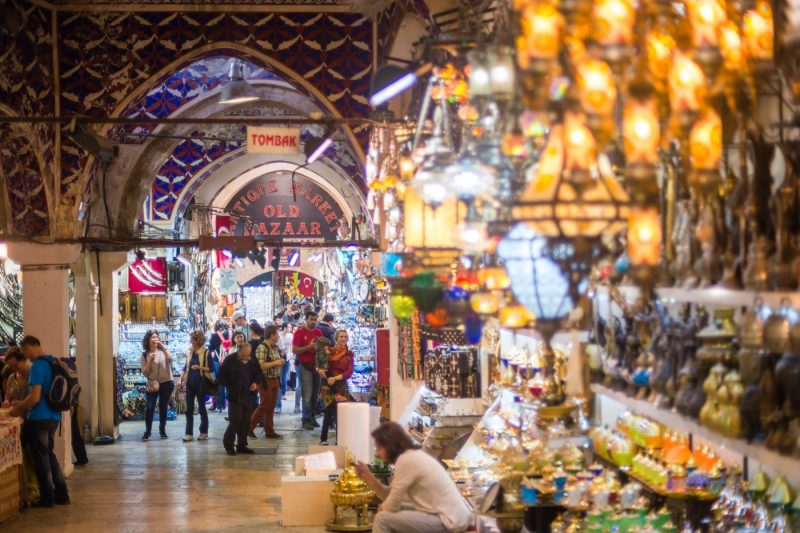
[[274, 322, 288, 414], [141, 330, 175, 441], [317, 313, 336, 343], [292, 310, 322, 430], [219, 342, 261, 456], [355, 422, 472, 533], [209, 320, 231, 413], [10, 336, 70, 508], [250, 325, 285, 439], [318, 330, 353, 446], [179, 330, 211, 442], [232, 310, 249, 340]]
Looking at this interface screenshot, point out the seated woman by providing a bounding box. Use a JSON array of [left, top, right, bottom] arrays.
[[355, 422, 472, 533]]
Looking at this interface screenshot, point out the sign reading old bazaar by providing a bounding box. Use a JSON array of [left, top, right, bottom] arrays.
[[225, 173, 344, 240]]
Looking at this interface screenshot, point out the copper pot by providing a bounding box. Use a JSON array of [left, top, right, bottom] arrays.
[[763, 300, 798, 354]]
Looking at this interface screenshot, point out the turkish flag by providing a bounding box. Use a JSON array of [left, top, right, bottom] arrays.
[[215, 215, 233, 268], [297, 273, 315, 297]]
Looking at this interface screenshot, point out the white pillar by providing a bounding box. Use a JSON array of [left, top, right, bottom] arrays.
[[8, 243, 81, 478], [72, 255, 99, 439], [95, 252, 129, 438]]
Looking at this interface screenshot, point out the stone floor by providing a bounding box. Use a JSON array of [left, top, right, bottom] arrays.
[[4, 392, 331, 533]]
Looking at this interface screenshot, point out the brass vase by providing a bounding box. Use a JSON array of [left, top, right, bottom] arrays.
[[743, 237, 771, 291]]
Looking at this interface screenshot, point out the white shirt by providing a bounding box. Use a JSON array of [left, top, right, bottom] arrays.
[[276, 335, 286, 354], [382, 449, 472, 531]]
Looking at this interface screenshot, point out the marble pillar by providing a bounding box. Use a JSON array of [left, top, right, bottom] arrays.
[[7, 242, 81, 478]]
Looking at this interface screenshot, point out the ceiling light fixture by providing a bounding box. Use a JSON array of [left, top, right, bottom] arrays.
[[288, 249, 300, 267], [369, 63, 433, 107], [305, 126, 335, 163], [219, 60, 260, 105]]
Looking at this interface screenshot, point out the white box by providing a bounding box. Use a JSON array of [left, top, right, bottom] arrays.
[[280, 475, 336, 526]]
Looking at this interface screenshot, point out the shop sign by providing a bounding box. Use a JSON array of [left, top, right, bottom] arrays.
[[246, 126, 300, 154], [128, 258, 167, 294], [219, 268, 238, 295], [225, 173, 345, 240]]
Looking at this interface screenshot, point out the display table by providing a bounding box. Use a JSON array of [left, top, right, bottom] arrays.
[[0, 416, 23, 523]]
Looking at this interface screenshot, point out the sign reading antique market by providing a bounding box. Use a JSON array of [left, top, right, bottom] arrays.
[[246, 126, 301, 154], [225, 173, 345, 240]]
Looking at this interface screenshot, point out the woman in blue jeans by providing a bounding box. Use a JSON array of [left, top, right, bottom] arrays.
[[180, 330, 211, 442], [141, 330, 175, 441]]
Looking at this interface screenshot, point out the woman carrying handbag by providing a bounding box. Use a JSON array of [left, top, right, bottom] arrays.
[[141, 331, 174, 441], [179, 330, 214, 442], [318, 329, 354, 446]]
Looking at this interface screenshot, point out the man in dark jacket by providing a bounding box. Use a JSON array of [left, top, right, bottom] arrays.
[[317, 313, 336, 344], [219, 342, 261, 456]]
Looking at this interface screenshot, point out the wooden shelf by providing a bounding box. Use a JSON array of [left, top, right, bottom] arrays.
[[594, 285, 800, 310], [592, 383, 800, 487]]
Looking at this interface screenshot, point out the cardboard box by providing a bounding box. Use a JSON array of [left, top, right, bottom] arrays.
[[309, 445, 346, 468], [280, 475, 336, 526]]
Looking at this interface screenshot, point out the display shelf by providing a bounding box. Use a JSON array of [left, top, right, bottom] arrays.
[[594, 284, 800, 310], [592, 383, 800, 487]]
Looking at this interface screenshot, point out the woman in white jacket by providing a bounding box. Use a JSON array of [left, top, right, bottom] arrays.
[[355, 422, 472, 533]]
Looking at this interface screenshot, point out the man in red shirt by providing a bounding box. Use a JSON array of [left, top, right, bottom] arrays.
[[292, 310, 322, 429]]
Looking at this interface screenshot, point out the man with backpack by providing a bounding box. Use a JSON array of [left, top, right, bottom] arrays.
[[9, 335, 70, 508]]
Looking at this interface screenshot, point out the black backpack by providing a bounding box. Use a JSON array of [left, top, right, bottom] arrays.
[[44, 357, 81, 412]]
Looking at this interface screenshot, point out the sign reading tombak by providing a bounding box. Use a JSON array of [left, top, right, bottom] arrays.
[[224, 173, 345, 240], [246, 126, 301, 154]]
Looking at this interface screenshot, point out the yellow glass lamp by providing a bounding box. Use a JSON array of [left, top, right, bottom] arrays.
[[499, 300, 536, 329], [687, 0, 726, 48], [688, 107, 723, 192], [576, 58, 616, 140], [623, 81, 660, 201], [471, 291, 503, 315], [720, 22, 745, 71], [628, 206, 662, 271], [646, 28, 676, 89], [592, 0, 635, 64], [477, 265, 512, 291], [668, 51, 706, 130], [517, 1, 564, 72], [743, 0, 774, 66], [403, 187, 464, 272]]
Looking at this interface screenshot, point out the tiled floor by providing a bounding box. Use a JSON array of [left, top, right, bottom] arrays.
[[3, 392, 330, 533]]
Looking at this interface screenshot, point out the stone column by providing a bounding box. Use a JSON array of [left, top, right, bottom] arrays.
[[7, 242, 81, 478], [72, 255, 99, 439], [95, 252, 129, 438]]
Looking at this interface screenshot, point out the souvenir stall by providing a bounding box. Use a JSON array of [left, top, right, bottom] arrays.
[[323, 248, 389, 406], [358, 0, 800, 527], [117, 252, 192, 421]]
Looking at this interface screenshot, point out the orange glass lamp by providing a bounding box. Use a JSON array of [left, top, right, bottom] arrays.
[[688, 108, 723, 193], [564, 111, 598, 189], [627, 205, 662, 286], [743, 0, 774, 69], [668, 52, 706, 131], [576, 59, 616, 140], [622, 81, 660, 201], [470, 291, 503, 315], [592, 0, 635, 65], [499, 300, 536, 329], [477, 265, 511, 291], [687, 0, 726, 77], [646, 28, 676, 90], [720, 22, 745, 72], [517, 1, 564, 73]]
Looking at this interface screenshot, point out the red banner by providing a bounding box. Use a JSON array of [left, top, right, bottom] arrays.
[[128, 258, 167, 293]]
